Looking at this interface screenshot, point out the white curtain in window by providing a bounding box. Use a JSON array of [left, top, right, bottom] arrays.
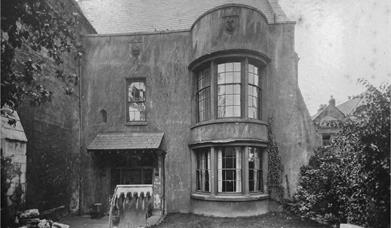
[[235, 147, 242, 192], [217, 149, 222, 192]]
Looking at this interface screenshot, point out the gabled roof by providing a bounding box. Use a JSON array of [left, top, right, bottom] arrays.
[[77, 0, 290, 34], [87, 132, 164, 150], [312, 96, 367, 121], [337, 97, 364, 116]]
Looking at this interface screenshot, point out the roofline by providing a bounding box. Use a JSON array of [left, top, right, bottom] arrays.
[[190, 3, 271, 30], [69, 0, 97, 34], [82, 29, 190, 38]]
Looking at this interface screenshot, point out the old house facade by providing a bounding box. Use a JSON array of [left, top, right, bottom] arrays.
[[78, 0, 318, 217], [312, 96, 366, 146]]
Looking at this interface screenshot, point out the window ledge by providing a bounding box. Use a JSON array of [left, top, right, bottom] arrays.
[[126, 121, 148, 126], [191, 118, 267, 129], [191, 192, 269, 202]]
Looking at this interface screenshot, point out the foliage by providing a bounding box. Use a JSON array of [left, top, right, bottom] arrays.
[[289, 81, 390, 227], [1, 0, 82, 109], [267, 117, 284, 201]]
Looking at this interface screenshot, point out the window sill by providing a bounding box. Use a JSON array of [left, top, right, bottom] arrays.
[[191, 192, 269, 202], [125, 121, 148, 126], [191, 118, 267, 129]]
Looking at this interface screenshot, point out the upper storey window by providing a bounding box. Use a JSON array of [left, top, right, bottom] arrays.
[[248, 64, 261, 119], [195, 57, 264, 123], [217, 62, 241, 118], [197, 69, 211, 122], [127, 79, 146, 122]]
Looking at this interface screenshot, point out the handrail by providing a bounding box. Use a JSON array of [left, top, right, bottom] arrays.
[[108, 184, 153, 228]]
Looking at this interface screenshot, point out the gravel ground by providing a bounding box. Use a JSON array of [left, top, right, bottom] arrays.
[[151, 212, 331, 228]]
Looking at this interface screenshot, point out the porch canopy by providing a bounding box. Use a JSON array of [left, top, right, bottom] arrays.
[[87, 132, 164, 151]]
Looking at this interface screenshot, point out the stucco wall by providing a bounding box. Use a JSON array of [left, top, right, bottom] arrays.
[[81, 32, 193, 213], [81, 4, 317, 214]]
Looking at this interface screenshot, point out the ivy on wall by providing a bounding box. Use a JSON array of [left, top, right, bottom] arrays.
[[267, 117, 284, 202]]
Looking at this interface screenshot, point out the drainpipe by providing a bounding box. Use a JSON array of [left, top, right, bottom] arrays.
[[162, 153, 166, 215], [77, 49, 83, 215]]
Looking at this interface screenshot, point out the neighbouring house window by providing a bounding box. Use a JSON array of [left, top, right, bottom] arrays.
[[127, 80, 146, 122], [217, 147, 242, 193], [195, 149, 210, 192], [248, 64, 261, 119], [197, 68, 211, 122], [217, 62, 241, 118], [248, 147, 263, 192], [322, 134, 331, 146]]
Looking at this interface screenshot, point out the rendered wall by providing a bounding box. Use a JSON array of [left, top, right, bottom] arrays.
[[81, 32, 193, 213], [81, 4, 318, 214]]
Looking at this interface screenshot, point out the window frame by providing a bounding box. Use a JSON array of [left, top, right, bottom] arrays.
[[125, 78, 147, 124], [195, 148, 211, 193], [192, 145, 267, 199], [193, 55, 265, 123], [247, 61, 262, 120], [196, 68, 212, 122]]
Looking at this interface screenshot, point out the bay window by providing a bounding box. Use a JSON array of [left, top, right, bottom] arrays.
[[193, 146, 266, 197], [194, 57, 264, 123]]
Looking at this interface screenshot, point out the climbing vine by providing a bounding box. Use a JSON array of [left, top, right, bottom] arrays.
[[267, 117, 284, 202]]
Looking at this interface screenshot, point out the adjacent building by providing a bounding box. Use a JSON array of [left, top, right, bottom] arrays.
[[1, 108, 28, 209], [312, 96, 366, 146]]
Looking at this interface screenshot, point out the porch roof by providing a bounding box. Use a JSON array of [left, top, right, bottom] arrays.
[[87, 132, 164, 150]]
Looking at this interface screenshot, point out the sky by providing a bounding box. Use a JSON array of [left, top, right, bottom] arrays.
[[279, 0, 391, 115]]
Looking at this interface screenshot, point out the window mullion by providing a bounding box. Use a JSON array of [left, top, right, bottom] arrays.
[[243, 58, 249, 118], [210, 61, 216, 120], [210, 147, 216, 195]]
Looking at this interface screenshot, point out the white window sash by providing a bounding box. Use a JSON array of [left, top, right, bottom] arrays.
[[235, 147, 242, 192], [217, 149, 222, 192]]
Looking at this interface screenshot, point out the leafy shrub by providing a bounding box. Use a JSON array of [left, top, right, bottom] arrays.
[[289, 82, 390, 228]]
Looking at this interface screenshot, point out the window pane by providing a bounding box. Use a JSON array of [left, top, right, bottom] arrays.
[[216, 62, 242, 118], [248, 84, 260, 119], [248, 147, 263, 192], [197, 68, 211, 122], [128, 102, 145, 121], [218, 147, 242, 193], [198, 88, 210, 122], [128, 82, 145, 102], [218, 64, 225, 73], [233, 71, 241, 83], [127, 80, 146, 122], [195, 149, 211, 192]]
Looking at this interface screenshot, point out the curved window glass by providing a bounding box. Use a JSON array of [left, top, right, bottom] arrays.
[[248, 64, 261, 119], [197, 68, 211, 122], [194, 57, 263, 123]]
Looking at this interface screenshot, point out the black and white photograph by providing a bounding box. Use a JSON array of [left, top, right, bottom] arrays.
[[1, 0, 390, 227]]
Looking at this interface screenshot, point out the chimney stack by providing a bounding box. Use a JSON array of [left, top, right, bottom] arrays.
[[329, 96, 336, 106]]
